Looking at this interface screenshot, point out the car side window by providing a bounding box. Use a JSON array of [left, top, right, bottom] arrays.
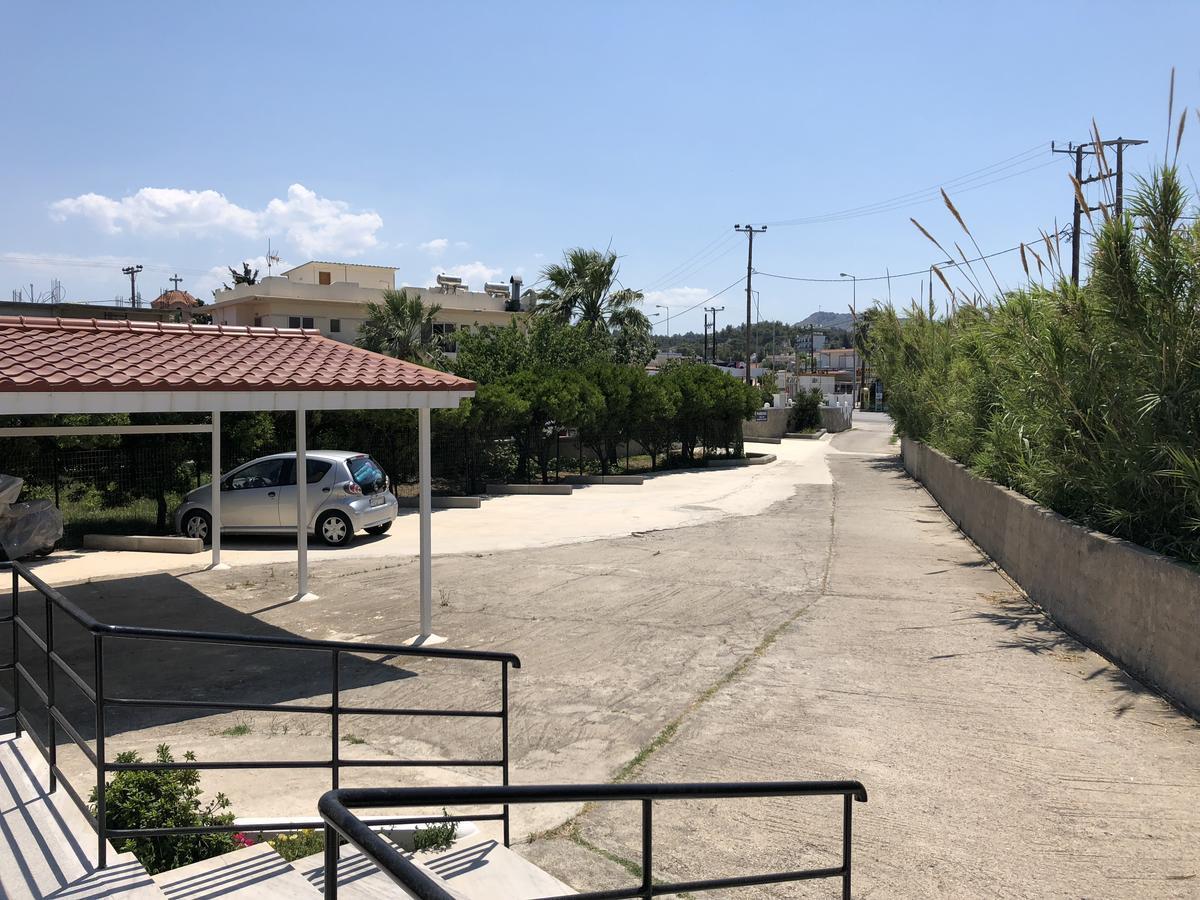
[[279, 459, 333, 486], [225, 459, 284, 491]]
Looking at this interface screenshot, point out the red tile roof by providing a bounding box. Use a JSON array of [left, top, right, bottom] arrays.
[[0, 316, 476, 393]]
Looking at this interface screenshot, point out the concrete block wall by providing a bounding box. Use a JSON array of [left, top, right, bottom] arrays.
[[902, 438, 1200, 715], [742, 406, 791, 440], [819, 406, 853, 433]]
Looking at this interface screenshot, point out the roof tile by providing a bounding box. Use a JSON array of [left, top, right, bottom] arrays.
[[0, 316, 476, 394]]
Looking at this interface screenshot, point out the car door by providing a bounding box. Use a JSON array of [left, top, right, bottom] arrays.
[[220, 458, 286, 528], [276, 458, 335, 529]]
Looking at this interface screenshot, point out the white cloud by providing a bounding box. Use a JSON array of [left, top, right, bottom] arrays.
[[433, 261, 502, 289], [419, 238, 449, 255], [50, 184, 383, 258], [644, 286, 710, 309]]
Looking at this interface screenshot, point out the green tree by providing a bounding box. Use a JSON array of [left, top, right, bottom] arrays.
[[356, 288, 447, 367], [631, 374, 679, 469], [535, 248, 655, 367]]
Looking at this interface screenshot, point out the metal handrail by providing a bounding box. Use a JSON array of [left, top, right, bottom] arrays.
[[0, 559, 520, 868], [319, 781, 868, 900]]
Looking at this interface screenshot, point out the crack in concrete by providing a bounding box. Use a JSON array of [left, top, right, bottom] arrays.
[[525, 480, 842, 877]]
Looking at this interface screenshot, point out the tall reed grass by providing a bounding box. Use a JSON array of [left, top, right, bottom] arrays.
[[870, 165, 1200, 564]]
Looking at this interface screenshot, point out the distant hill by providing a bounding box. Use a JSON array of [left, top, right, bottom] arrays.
[[799, 311, 855, 331]]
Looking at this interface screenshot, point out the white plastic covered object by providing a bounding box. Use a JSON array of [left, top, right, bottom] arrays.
[[0, 475, 63, 560], [0, 474, 22, 507]]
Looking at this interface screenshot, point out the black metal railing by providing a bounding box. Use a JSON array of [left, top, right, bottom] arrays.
[[319, 780, 868, 900], [0, 559, 520, 868]]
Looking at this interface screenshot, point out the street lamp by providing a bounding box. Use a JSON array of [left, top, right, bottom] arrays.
[[655, 303, 671, 352], [839, 273, 858, 408]]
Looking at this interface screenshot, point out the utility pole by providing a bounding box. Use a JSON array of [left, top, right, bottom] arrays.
[[734, 224, 766, 385], [702, 312, 709, 363], [705, 305, 724, 365], [1052, 137, 1147, 286], [122, 264, 143, 308], [839, 273, 857, 407], [655, 303, 671, 353], [170, 274, 183, 292]]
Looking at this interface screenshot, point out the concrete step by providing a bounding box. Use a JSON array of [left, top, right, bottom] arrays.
[[408, 833, 576, 899], [153, 843, 321, 898], [0, 732, 163, 898], [291, 846, 431, 899], [293, 831, 577, 899]]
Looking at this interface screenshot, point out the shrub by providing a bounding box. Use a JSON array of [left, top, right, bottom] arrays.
[[271, 828, 324, 862], [91, 744, 238, 875], [789, 388, 823, 432], [869, 165, 1200, 564], [412, 812, 458, 852]]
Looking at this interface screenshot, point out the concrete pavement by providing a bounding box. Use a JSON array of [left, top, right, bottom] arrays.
[[29, 437, 829, 587], [35, 412, 1200, 897]]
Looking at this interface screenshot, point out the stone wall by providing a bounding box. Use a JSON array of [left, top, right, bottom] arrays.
[[902, 438, 1200, 715]]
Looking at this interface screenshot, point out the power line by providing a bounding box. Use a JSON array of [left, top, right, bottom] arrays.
[[660, 273, 747, 323], [762, 142, 1049, 227], [753, 227, 1069, 284], [642, 231, 739, 293], [764, 157, 1061, 227]]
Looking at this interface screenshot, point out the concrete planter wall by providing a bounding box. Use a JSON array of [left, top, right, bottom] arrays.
[[902, 438, 1200, 715], [819, 406, 853, 433], [742, 406, 791, 441]]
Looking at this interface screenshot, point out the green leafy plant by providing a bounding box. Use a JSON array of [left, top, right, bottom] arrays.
[[412, 811, 459, 852], [90, 745, 238, 875], [271, 828, 324, 862], [869, 163, 1200, 564], [788, 388, 824, 432]]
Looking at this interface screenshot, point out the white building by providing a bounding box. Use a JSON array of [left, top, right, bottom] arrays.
[[211, 262, 527, 353]]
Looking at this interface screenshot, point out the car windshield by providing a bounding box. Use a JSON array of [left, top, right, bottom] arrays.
[[347, 456, 387, 494]]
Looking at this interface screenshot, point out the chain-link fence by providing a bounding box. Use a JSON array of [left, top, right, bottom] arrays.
[[2, 408, 750, 542], [4, 440, 209, 545]]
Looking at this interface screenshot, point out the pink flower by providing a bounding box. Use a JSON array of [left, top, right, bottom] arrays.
[[233, 832, 256, 847]]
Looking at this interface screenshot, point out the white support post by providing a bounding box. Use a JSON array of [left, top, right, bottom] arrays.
[[406, 406, 444, 645], [294, 398, 316, 602], [209, 411, 228, 570]]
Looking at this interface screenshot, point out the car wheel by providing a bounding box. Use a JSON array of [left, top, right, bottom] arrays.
[[317, 511, 354, 547], [182, 510, 212, 545], [365, 521, 392, 536]]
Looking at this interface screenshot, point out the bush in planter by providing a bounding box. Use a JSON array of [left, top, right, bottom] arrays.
[[90, 744, 238, 875], [789, 388, 824, 432]]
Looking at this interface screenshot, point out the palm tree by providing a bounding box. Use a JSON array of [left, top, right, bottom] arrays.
[[536, 248, 650, 333], [355, 288, 446, 367]]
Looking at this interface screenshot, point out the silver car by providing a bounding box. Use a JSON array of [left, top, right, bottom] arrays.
[[175, 451, 398, 547]]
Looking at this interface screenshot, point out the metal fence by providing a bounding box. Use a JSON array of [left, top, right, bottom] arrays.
[[1, 409, 751, 540]]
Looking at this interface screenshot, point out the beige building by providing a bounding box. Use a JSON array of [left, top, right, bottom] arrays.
[[210, 261, 527, 353]]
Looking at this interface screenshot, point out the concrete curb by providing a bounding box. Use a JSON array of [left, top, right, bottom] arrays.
[[744, 437, 783, 445], [562, 474, 646, 485], [486, 483, 574, 495], [902, 438, 1200, 717], [396, 496, 483, 509], [705, 453, 777, 468], [83, 534, 204, 554], [784, 430, 827, 440]]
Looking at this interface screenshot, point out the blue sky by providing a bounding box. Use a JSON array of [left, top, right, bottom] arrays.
[[3, 1, 1199, 334]]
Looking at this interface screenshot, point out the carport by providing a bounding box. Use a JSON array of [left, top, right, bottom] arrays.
[[0, 316, 475, 642]]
